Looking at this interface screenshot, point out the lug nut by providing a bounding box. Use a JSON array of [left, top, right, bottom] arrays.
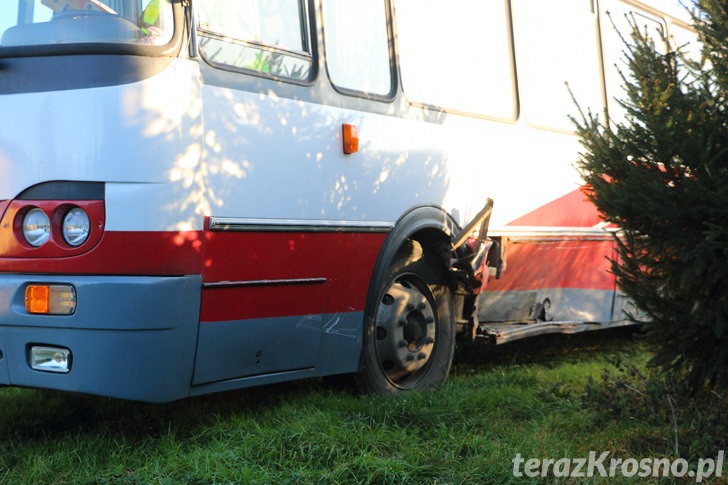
[[398, 340, 407, 348], [417, 352, 427, 360], [406, 354, 415, 361]]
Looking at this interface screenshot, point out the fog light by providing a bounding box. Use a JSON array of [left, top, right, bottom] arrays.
[[30, 346, 71, 373], [25, 284, 76, 315]]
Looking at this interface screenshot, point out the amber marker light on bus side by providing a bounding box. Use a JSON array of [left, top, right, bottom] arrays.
[[25, 284, 77, 315], [342, 123, 359, 154]]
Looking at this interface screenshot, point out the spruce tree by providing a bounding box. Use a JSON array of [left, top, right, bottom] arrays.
[[575, 0, 728, 391]]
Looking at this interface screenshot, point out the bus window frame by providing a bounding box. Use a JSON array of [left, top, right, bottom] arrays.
[[0, 0, 184, 59], [602, 0, 670, 124], [319, 0, 397, 103], [196, 0, 317, 86], [508, 0, 607, 135], [391, 0, 520, 123]]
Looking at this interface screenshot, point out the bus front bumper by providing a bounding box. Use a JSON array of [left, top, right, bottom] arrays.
[[0, 275, 201, 402]]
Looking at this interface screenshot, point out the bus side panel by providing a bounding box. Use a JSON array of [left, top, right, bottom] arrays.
[[480, 188, 619, 324], [192, 229, 386, 384], [193, 314, 323, 385], [197, 84, 450, 223], [193, 286, 325, 385], [480, 237, 617, 323]]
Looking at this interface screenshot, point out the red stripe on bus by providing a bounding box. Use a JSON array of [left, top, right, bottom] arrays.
[[0, 227, 387, 320], [485, 239, 616, 292], [200, 283, 327, 322], [0, 201, 9, 221], [507, 187, 607, 228], [200, 231, 387, 321], [0, 230, 204, 275]]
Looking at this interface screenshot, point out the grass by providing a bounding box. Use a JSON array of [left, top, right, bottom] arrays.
[[0, 327, 724, 484]]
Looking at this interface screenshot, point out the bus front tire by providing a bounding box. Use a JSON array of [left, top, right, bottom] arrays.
[[356, 241, 455, 394]]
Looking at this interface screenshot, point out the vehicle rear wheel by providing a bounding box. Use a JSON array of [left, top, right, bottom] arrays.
[[356, 240, 455, 394]]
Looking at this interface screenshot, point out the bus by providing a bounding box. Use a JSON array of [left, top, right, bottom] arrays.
[[0, 0, 697, 402]]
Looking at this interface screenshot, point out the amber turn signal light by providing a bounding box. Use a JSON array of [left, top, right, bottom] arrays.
[[342, 123, 359, 154], [25, 284, 76, 315]]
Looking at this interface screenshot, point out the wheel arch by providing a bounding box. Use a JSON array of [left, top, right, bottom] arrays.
[[363, 205, 457, 335]]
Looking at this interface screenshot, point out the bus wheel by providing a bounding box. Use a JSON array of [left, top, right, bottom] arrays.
[[357, 242, 455, 394]]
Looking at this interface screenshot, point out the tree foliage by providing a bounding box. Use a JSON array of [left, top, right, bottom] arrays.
[[575, 0, 728, 392]]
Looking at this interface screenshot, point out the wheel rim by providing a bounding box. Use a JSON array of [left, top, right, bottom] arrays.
[[374, 273, 437, 389]]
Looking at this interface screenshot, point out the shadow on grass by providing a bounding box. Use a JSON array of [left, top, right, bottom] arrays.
[[0, 325, 643, 443], [0, 378, 328, 444]]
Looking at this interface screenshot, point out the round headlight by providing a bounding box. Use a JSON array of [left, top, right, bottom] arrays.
[[62, 208, 91, 247], [23, 208, 51, 247]]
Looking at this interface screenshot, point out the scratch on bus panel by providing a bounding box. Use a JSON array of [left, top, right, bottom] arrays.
[[323, 314, 359, 338], [295, 314, 322, 332]]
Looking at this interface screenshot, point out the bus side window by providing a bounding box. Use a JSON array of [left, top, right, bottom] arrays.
[[511, 0, 604, 131], [601, 1, 666, 124], [0, 0, 52, 38], [669, 21, 701, 86], [669, 22, 700, 63], [394, 0, 516, 120], [0, 3, 19, 40], [321, 0, 393, 97], [196, 0, 312, 81]]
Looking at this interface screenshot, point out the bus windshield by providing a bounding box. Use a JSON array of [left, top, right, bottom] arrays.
[[0, 0, 174, 49]]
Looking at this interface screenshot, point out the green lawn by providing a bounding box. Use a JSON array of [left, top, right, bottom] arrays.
[[0, 328, 723, 484]]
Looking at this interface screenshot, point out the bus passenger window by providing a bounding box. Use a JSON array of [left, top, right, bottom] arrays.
[[322, 0, 393, 97], [511, 0, 604, 131], [394, 0, 516, 119], [600, 1, 666, 124], [197, 0, 312, 81], [669, 22, 700, 64], [0, 3, 20, 39]]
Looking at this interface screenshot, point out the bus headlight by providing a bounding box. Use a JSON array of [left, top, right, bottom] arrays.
[[62, 207, 90, 247], [22, 208, 51, 247]]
